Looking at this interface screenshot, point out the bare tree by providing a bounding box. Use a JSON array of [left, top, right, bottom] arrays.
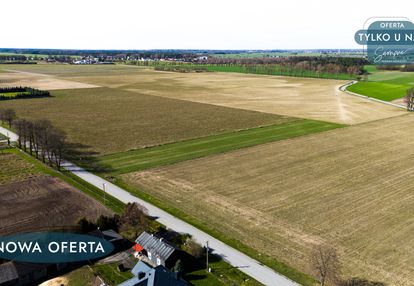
[[311, 244, 341, 286], [13, 118, 66, 170], [406, 88, 414, 112], [36, 120, 53, 163], [47, 127, 66, 170], [13, 119, 30, 150], [0, 109, 16, 128], [120, 202, 149, 232], [184, 238, 204, 258]]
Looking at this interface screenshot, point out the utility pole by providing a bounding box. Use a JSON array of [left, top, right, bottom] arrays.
[[102, 182, 106, 206], [206, 241, 209, 272]]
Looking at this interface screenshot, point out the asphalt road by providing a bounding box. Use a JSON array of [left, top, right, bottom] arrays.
[[0, 126, 299, 286]]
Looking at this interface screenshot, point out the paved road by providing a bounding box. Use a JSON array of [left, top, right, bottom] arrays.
[[0, 126, 299, 286]]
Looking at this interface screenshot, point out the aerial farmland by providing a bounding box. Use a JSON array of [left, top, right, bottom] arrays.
[[2, 1, 414, 285], [0, 59, 413, 286]]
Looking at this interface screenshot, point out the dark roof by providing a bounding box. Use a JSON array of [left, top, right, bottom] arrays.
[[0, 262, 47, 283], [152, 265, 188, 286], [135, 232, 177, 261], [89, 229, 124, 242], [0, 262, 18, 284], [118, 261, 188, 286]]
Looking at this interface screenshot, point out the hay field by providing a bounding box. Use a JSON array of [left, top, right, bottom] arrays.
[[62, 69, 405, 125], [0, 151, 111, 235], [0, 87, 290, 155], [123, 114, 414, 285]]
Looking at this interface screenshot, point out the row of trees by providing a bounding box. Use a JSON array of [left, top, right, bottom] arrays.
[[133, 57, 365, 78], [199, 56, 366, 76], [0, 86, 50, 101], [14, 118, 66, 170], [154, 66, 208, 73], [377, 64, 414, 72]]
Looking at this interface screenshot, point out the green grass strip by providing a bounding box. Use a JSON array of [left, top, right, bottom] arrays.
[[347, 82, 410, 101], [99, 120, 344, 174]]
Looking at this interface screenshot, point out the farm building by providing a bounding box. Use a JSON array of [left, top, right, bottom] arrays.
[[134, 231, 186, 269], [118, 260, 188, 286]]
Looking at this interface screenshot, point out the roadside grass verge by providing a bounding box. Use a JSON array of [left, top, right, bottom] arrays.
[[115, 179, 316, 286], [186, 257, 262, 286], [98, 119, 344, 175]]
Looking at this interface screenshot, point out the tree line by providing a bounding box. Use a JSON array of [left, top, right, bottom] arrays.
[[132, 56, 366, 78], [376, 64, 414, 72], [14, 118, 66, 170], [0, 108, 66, 169], [0, 86, 50, 101]]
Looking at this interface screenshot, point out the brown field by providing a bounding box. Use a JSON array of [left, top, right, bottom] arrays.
[[0, 87, 292, 155], [62, 69, 405, 125], [0, 64, 405, 126], [0, 70, 98, 90], [0, 152, 111, 235], [123, 114, 414, 285]]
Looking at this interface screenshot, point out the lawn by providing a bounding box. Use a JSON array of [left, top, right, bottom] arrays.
[[347, 65, 414, 101], [64, 266, 95, 286], [91, 263, 134, 285], [98, 119, 343, 174], [122, 114, 414, 286], [186, 257, 262, 286]]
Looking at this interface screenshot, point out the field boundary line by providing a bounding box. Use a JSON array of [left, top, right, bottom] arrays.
[[340, 81, 406, 109], [0, 126, 300, 286]]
